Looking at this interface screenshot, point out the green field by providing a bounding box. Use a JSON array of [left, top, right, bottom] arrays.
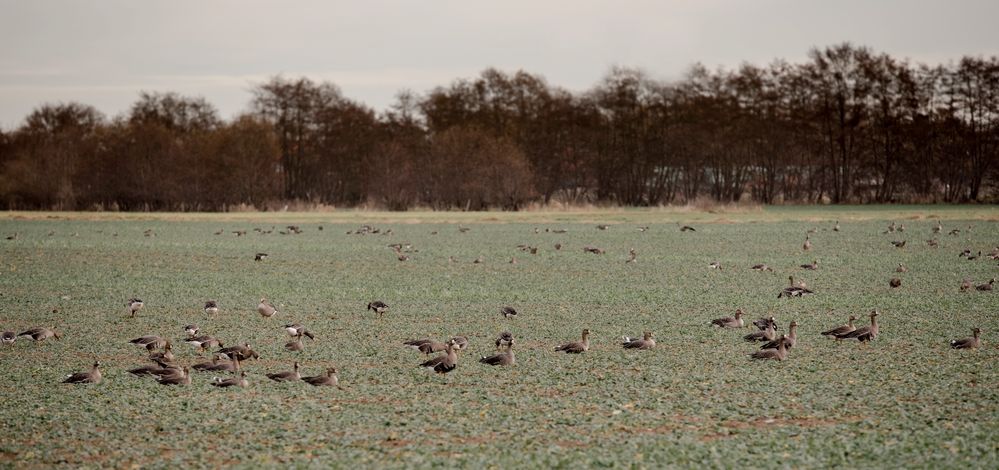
[[1, 207, 997, 468]]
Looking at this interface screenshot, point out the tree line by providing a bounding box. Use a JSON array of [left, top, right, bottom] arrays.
[[1, 43, 996, 211]]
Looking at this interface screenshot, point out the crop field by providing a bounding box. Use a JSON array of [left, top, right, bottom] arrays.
[[0, 207, 997, 468]]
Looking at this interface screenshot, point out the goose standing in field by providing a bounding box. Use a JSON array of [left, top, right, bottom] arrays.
[[18, 327, 61, 343], [554, 329, 590, 354], [802, 236, 812, 251], [895, 263, 907, 273], [283, 324, 315, 340], [303, 367, 343, 388], [212, 371, 249, 388], [126, 298, 144, 318], [419, 339, 459, 374], [836, 310, 879, 342], [495, 331, 514, 349], [157, 367, 191, 386], [257, 298, 277, 318], [898, 223, 906, 232], [933, 220, 942, 234], [744, 318, 776, 342], [500, 306, 518, 318], [762, 321, 797, 350], [750, 335, 788, 361], [480, 341, 516, 366], [367, 301, 389, 317], [800, 260, 819, 270], [950, 328, 982, 350], [626, 248, 637, 263], [976, 278, 995, 291], [751, 263, 774, 272], [63, 361, 102, 384], [833, 221, 840, 232], [267, 362, 301, 382], [710, 309, 745, 328], [203, 301, 219, 315], [622, 331, 656, 350], [2, 331, 16, 348], [889, 278, 902, 288], [821, 316, 857, 339]]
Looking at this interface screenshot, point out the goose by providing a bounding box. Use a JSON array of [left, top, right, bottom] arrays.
[[898, 224, 906, 232], [836, 310, 879, 342], [960, 279, 974, 292], [933, 221, 942, 234], [626, 249, 637, 263], [554, 329, 590, 354], [267, 362, 301, 382], [950, 328, 981, 350], [889, 278, 902, 288], [926, 238, 939, 247], [367, 301, 389, 317], [751, 264, 774, 272], [157, 367, 191, 386], [126, 298, 144, 318], [480, 342, 516, 366], [622, 331, 656, 350], [403, 339, 446, 355], [283, 324, 315, 340], [802, 236, 812, 251], [554, 243, 562, 251], [2, 331, 16, 347], [212, 371, 249, 388], [750, 335, 788, 361], [451, 336, 469, 351], [458, 226, 471, 233], [583, 246, 604, 254], [778, 276, 814, 298], [959, 249, 972, 258], [148, 342, 175, 362], [891, 240, 906, 248], [967, 251, 982, 261], [218, 343, 258, 361], [285, 333, 304, 352], [680, 225, 696, 232], [63, 361, 102, 384], [128, 362, 174, 377], [420, 339, 459, 374], [637, 226, 649, 232], [949, 229, 961, 236], [185, 335, 223, 353], [800, 260, 819, 270], [708, 261, 723, 270], [976, 278, 995, 291], [885, 221, 896, 233], [495, 331, 514, 349], [201, 355, 240, 373], [710, 309, 745, 328], [257, 298, 277, 318], [19, 327, 61, 342], [509, 257, 517, 264], [142, 337, 169, 352], [397, 253, 410, 261], [192, 354, 228, 372], [744, 318, 776, 342], [551, 228, 568, 234], [500, 306, 518, 318], [833, 221, 840, 232], [130, 335, 162, 346], [821, 316, 857, 339], [303, 367, 343, 388], [183, 324, 200, 337], [762, 321, 797, 350], [753, 316, 780, 331], [895, 263, 907, 273], [254, 253, 268, 261], [204, 301, 219, 315], [596, 224, 609, 230]]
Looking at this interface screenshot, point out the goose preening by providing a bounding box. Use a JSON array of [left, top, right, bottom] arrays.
[[257, 298, 277, 318], [157, 367, 191, 386], [211, 371, 249, 388], [125, 298, 144, 318], [495, 331, 514, 349], [778, 276, 814, 298], [419, 339, 459, 374], [63, 361, 102, 384], [303, 367, 343, 388], [500, 306, 518, 318], [283, 324, 315, 340], [18, 327, 61, 342], [950, 328, 981, 350], [183, 324, 199, 337], [367, 301, 389, 317], [762, 321, 797, 350], [744, 318, 776, 342], [218, 343, 259, 361], [895, 263, 907, 273], [800, 260, 819, 270], [1, 331, 15, 347], [751, 264, 774, 272], [889, 278, 902, 288], [890, 240, 906, 248], [976, 278, 995, 291], [554, 329, 590, 354], [821, 316, 857, 339], [480, 341, 516, 366], [622, 331, 656, 350], [254, 253, 268, 261], [626, 248, 637, 263], [750, 335, 788, 361], [836, 310, 879, 342], [267, 362, 301, 382], [710, 309, 745, 328], [185, 335, 223, 353], [203, 301, 219, 315]]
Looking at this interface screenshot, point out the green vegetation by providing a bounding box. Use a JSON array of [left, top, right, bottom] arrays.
[[0, 209, 996, 467]]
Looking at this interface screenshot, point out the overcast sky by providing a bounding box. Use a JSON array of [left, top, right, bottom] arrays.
[[1, 0, 998, 128]]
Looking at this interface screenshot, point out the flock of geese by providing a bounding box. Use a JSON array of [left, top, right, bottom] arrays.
[[2, 219, 993, 387]]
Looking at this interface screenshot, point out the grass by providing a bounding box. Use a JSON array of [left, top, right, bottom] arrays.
[[0, 208, 997, 468]]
